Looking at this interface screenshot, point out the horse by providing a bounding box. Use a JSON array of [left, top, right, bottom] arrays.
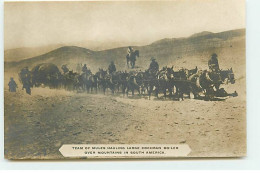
[[126, 50, 139, 69]]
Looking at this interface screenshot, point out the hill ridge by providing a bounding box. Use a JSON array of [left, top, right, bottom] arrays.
[[5, 28, 245, 73]]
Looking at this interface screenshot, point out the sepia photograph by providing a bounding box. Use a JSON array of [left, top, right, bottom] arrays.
[[4, 0, 246, 159]]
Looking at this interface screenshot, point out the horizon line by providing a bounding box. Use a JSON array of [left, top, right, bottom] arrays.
[[4, 28, 246, 51]]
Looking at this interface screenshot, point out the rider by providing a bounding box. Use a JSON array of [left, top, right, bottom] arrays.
[[208, 53, 220, 72], [208, 53, 222, 92], [108, 61, 116, 74], [82, 64, 88, 73], [8, 77, 18, 92], [149, 57, 159, 74], [126, 46, 135, 68], [61, 64, 69, 74], [127, 46, 134, 57]]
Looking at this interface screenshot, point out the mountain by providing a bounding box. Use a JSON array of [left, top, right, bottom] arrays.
[[190, 31, 213, 38], [4, 40, 147, 62], [4, 44, 65, 62], [72, 40, 149, 51], [5, 28, 245, 74]]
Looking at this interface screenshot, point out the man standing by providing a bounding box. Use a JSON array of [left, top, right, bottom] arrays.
[[19, 67, 32, 95], [8, 77, 18, 92]]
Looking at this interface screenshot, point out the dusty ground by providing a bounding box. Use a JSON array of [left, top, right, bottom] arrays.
[[4, 80, 246, 159]]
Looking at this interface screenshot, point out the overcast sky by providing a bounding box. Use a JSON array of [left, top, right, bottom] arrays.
[[4, 0, 245, 49]]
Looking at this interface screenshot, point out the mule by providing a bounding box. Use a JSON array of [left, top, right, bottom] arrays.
[[157, 66, 175, 99], [219, 68, 235, 84], [195, 70, 222, 100], [126, 74, 141, 97]]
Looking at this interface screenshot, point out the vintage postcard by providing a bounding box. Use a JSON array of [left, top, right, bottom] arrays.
[[4, 0, 246, 159]]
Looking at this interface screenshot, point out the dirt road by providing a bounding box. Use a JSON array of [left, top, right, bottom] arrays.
[[4, 85, 246, 159]]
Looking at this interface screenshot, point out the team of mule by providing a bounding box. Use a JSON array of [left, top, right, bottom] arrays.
[[12, 47, 236, 100], [17, 58, 235, 101]]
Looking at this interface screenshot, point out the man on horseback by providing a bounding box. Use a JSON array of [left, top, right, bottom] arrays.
[[207, 53, 223, 94], [82, 64, 88, 73], [127, 46, 134, 57], [61, 64, 69, 74], [148, 57, 159, 75], [208, 53, 220, 72], [108, 61, 116, 74], [126, 46, 139, 69], [126, 46, 134, 68]]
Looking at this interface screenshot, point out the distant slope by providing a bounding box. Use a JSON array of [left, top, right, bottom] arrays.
[[190, 31, 213, 38], [4, 44, 65, 62], [73, 40, 148, 51], [4, 40, 147, 62], [5, 28, 245, 74]]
